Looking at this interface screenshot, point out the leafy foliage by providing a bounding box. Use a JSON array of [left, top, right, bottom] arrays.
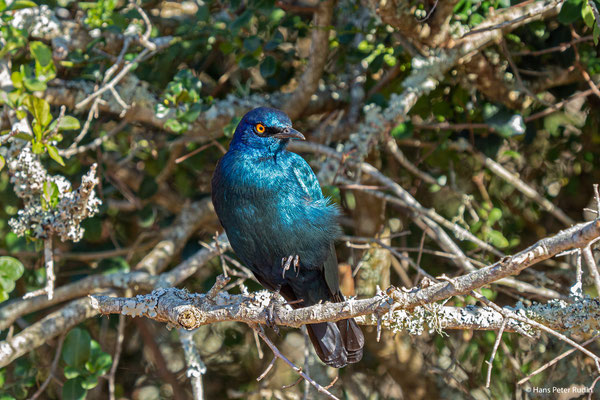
[[0, 257, 24, 303], [61, 328, 112, 399]]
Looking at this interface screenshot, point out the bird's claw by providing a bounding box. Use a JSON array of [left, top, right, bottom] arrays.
[[281, 255, 300, 278]]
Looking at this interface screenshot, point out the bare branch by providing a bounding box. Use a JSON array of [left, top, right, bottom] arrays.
[[283, 0, 334, 119]]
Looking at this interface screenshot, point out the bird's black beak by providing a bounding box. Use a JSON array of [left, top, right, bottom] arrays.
[[273, 127, 305, 141]]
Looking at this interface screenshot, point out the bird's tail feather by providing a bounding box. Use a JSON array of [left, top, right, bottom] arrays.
[[336, 318, 364, 363], [306, 318, 364, 368]]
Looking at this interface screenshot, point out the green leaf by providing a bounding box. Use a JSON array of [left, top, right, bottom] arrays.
[[138, 204, 156, 228], [558, 0, 584, 24], [58, 116, 81, 131], [5, 0, 37, 10], [239, 54, 258, 69], [582, 2, 595, 27], [164, 118, 186, 134], [12, 132, 33, 141], [260, 56, 277, 78], [390, 122, 413, 139], [42, 180, 59, 209], [99, 257, 130, 275], [487, 230, 509, 248], [29, 41, 53, 67], [0, 155, 4, 172], [383, 53, 397, 67], [23, 77, 46, 92], [488, 208, 502, 226], [243, 36, 261, 52], [81, 375, 99, 390], [31, 141, 44, 154], [230, 10, 252, 32], [594, 23, 600, 45], [0, 257, 25, 281], [62, 328, 92, 368], [180, 104, 202, 124], [0, 277, 16, 293], [155, 103, 170, 119], [487, 112, 525, 137], [62, 378, 87, 400], [24, 95, 52, 128], [63, 366, 82, 379], [270, 8, 285, 23], [0, 257, 24, 302], [46, 144, 66, 166], [11, 71, 23, 89], [93, 352, 112, 373]]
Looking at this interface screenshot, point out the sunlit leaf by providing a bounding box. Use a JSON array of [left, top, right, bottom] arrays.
[[58, 116, 81, 131], [46, 144, 65, 166], [29, 41, 53, 67]]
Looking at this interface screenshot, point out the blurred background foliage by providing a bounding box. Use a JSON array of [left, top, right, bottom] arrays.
[[1, 0, 600, 399]]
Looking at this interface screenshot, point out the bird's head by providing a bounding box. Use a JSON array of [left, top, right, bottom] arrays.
[[230, 107, 305, 152]]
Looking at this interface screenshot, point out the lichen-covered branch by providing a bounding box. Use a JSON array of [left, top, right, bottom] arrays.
[[89, 281, 600, 338], [390, 219, 600, 310]]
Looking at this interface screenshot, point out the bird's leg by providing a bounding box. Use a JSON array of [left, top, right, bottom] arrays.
[[293, 254, 300, 277]]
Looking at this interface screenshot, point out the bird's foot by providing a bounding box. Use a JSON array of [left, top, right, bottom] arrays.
[[281, 255, 300, 278]]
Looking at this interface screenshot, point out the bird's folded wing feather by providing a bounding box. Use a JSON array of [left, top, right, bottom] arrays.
[[290, 154, 325, 201], [290, 153, 342, 296]]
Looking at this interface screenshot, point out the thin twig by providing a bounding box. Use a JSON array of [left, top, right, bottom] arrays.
[[485, 319, 507, 388], [179, 328, 206, 400], [253, 326, 340, 400], [257, 357, 277, 382], [108, 314, 126, 400], [207, 274, 231, 300], [473, 291, 600, 371], [583, 246, 600, 296], [214, 232, 229, 277], [517, 334, 600, 385], [60, 120, 128, 158], [24, 237, 56, 300], [30, 333, 66, 400]]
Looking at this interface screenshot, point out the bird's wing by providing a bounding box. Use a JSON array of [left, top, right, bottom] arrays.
[[289, 153, 342, 297], [289, 153, 324, 201]]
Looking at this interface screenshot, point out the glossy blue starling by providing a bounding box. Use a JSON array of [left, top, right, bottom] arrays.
[[211, 107, 364, 368]]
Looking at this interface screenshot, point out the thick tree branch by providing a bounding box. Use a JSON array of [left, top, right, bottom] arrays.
[[89, 278, 600, 336]]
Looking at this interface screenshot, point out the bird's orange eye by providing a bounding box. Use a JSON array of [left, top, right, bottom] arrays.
[[256, 123, 265, 134]]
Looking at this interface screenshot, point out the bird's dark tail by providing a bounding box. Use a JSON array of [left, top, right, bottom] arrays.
[[306, 318, 364, 368]]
